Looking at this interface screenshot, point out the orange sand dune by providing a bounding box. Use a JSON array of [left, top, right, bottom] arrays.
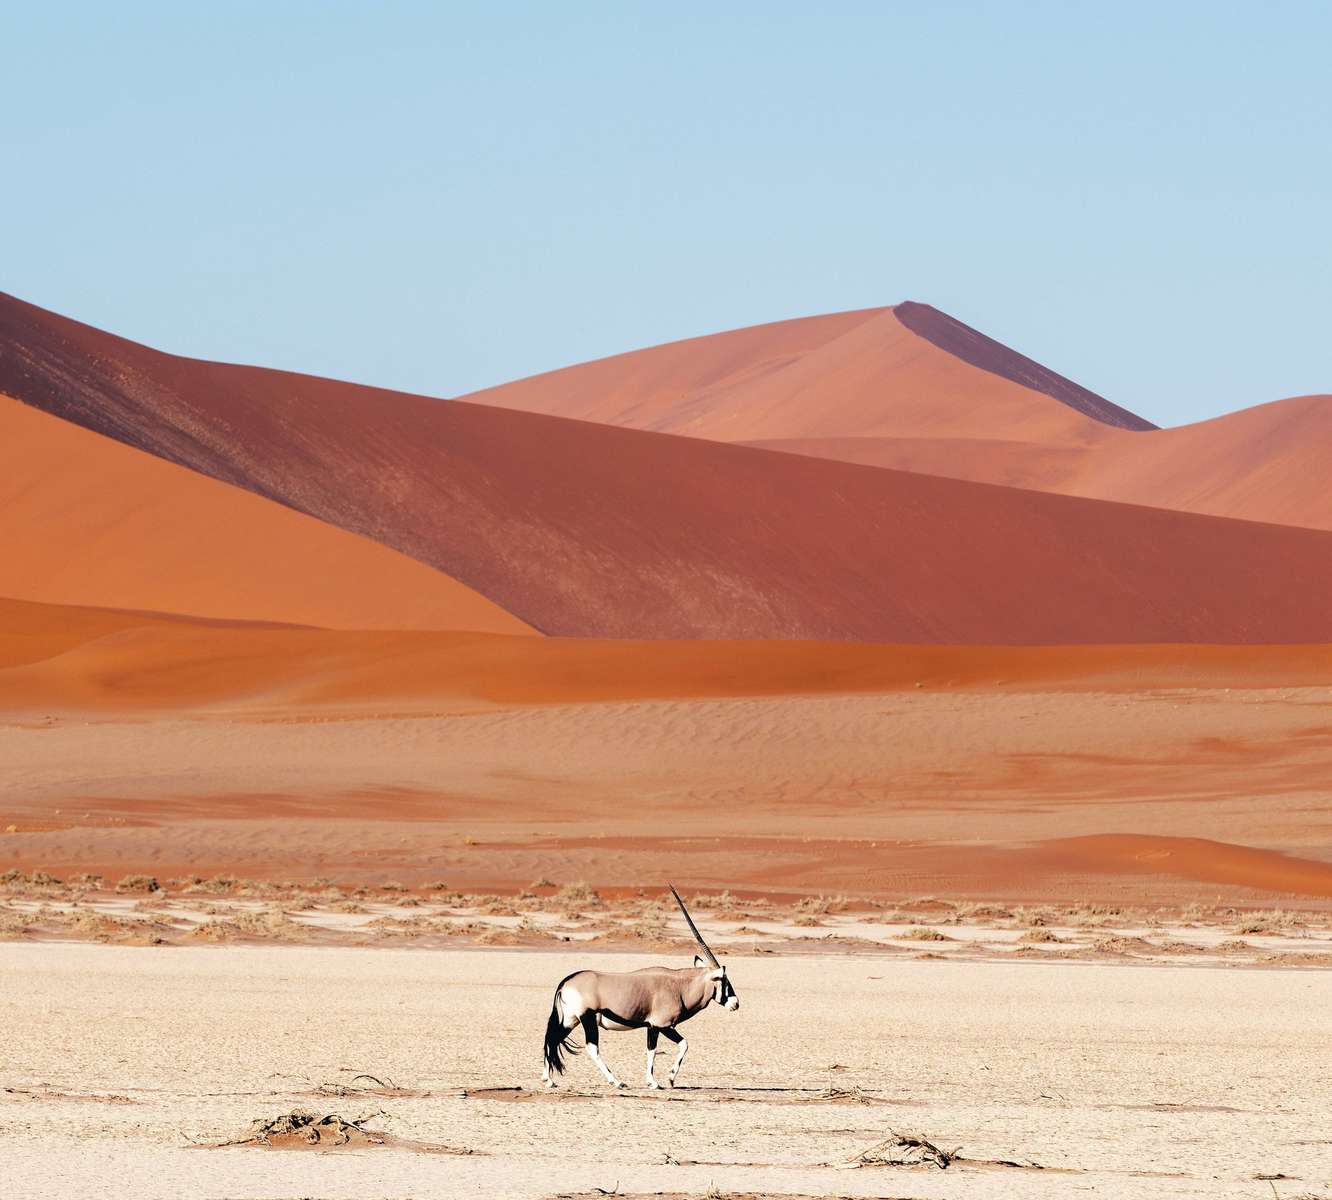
[[6, 595, 1332, 712], [462, 301, 1152, 443], [0, 395, 533, 633], [1019, 834, 1332, 900], [6, 292, 1332, 642]]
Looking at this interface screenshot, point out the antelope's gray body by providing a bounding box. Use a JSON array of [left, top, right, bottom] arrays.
[[541, 886, 739, 1089]]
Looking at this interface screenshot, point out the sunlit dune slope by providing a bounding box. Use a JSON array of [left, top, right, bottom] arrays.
[[461, 301, 1152, 442], [0, 395, 534, 633], [749, 392, 1332, 531], [6, 595, 1332, 711], [5, 290, 1332, 642]]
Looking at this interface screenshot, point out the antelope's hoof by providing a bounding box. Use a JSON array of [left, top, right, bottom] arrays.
[[614, 1081, 627, 1089], [543, 1080, 556, 1090], [645, 1080, 660, 1090]]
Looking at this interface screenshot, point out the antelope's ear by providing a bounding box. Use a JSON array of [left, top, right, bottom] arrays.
[[694, 955, 705, 967]]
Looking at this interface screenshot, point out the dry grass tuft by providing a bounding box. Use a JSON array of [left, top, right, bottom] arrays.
[[1018, 928, 1063, 944], [190, 907, 308, 942], [114, 873, 160, 894], [900, 927, 953, 942]]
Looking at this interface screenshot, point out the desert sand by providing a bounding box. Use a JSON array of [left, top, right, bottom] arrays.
[[5, 287, 1332, 1200], [2, 942, 1329, 1200], [5, 618, 1332, 902]]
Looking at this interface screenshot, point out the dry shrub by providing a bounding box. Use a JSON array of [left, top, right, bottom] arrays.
[[1154, 939, 1207, 955], [901, 927, 952, 942], [200, 875, 240, 894], [1012, 905, 1059, 928], [687, 890, 741, 911], [556, 882, 600, 905], [1018, 928, 1062, 944], [794, 915, 823, 927], [899, 896, 956, 913], [114, 875, 160, 894], [1093, 934, 1155, 955], [190, 908, 307, 942]]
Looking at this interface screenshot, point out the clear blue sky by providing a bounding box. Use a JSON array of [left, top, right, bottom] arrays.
[[3, 2, 1328, 426]]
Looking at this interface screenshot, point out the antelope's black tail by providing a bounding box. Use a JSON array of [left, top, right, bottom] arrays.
[[543, 974, 578, 1076]]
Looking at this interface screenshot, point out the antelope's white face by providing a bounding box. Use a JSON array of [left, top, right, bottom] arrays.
[[699, 959, 740, 1011]]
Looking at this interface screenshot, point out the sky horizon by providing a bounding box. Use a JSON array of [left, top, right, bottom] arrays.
[[4, 2, 1328, 428]]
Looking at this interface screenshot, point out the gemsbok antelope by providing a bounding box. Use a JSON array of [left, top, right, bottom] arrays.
[[541, 885, 740, 1089]]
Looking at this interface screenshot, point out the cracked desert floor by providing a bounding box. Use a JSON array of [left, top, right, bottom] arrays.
[[3, 942, 1330, 1200]]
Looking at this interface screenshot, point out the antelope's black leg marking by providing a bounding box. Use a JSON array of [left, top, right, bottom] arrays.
[[659, 1026, 688, 1087], [645, 1027, 662, 1088], [580, 1010, 624, 1088]]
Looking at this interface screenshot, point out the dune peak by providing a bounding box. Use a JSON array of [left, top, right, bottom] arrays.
[[891, 301, 1157, 432]]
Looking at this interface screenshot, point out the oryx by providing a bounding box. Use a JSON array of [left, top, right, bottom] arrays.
[[541, 885, 739, 1089]]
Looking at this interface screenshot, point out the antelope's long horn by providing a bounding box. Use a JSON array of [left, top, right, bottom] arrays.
[[669, 883, 719, 968]]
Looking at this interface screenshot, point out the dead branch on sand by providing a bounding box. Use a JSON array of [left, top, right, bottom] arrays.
[[205, 1108, 473, 1154], [846, 1130, 960, 1169]]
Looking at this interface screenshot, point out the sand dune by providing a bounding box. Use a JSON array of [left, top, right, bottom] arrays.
[[463, 300, 1152, 442], [9, 595, 1332, 713], [6, 292, 1332, 642], [1023, 834, 1332, 899], [0, 396, 533, 633], [749, 392, 1332, 531], [462, 297, 1332, 531]]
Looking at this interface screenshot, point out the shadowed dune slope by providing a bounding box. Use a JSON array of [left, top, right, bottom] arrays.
[[0, 395, 534, 633], [6, 290, 1332, 642], [461, 301, 1151, 443], [7, 596, 1332, 711]]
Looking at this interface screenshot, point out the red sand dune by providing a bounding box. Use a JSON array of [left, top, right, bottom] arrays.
[[5, 291, 1332, 642], [463, 301, 1151, 443], [750, 393, 1332, 532], [0, 395, 533, 633], [464, 297, 1332, 532], [7, 594, 1332, 712]]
